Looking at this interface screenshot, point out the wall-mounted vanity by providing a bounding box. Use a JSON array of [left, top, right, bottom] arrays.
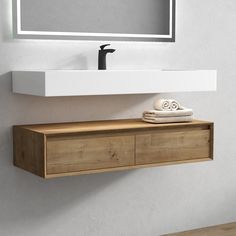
[[11, 1, 216, 179], [12, 69, 216, 178], [13, 119, 213, 179]]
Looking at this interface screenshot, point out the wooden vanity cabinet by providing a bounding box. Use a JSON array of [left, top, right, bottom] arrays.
[[13, 119, 213, 179]]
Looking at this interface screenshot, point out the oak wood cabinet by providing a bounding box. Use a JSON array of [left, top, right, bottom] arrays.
[[13, 119, 213, 179]]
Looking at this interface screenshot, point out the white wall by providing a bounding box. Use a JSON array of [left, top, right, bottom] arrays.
[[0, 0, 236, 235]]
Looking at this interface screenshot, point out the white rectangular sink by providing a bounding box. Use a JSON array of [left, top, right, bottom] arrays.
[[12, 70, 217, 97]]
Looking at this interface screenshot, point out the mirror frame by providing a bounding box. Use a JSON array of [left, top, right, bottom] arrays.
[[13, 0, 176, 42]]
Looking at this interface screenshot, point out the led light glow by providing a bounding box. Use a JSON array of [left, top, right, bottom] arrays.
[[16, 0, 173, 39]]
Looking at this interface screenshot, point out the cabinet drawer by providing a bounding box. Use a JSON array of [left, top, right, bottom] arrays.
[[46, 134, 135, 174], [136, 128, 211, 165]]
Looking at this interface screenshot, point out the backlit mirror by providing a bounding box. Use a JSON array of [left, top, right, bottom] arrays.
[[13, 0, 175, 42]]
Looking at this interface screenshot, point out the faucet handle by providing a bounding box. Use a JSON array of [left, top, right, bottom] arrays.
[[100, 44, 111, 50]]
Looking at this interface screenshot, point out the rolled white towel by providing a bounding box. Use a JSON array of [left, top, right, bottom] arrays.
[[169, 99, 180, 111], [154, 99, 181, 111], [143, 115, 193, 124], [143, 108, 193, 118], [154, 99, 171, 111]]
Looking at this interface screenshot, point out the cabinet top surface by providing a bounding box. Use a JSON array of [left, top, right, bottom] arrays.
[[14, 119, 213, 135]]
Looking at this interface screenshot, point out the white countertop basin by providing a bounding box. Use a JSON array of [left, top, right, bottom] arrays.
[[12, 69, 217, 97]]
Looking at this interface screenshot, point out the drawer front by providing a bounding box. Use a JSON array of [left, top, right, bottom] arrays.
[[136, 128, 211, 165], [46, 134, 135, 174]]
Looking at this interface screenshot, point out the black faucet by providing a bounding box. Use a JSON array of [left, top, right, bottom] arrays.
[[98, 44, 116, 70]]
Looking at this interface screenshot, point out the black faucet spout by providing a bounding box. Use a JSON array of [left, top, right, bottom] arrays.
[[104, 49, 116, 53], [98, 44, 116, 70]]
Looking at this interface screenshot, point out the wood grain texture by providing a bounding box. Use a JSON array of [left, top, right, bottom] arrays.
[[16, 119, 210, 135], [46, 134, 135, 174], [12, 119, 214, 179], [46, 158, 212, 179], [164, 222, 236, 236], [136, 128, 211, 165], [13, 126, 46, 177]]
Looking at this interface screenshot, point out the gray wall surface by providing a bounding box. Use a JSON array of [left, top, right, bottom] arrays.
[[0, 0, 236, 235]]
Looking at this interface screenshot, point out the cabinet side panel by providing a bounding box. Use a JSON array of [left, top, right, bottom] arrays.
[[210, 123, 214, 160], [13, 127, 45, 177]]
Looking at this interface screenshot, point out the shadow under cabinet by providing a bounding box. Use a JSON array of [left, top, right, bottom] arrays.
[[13, 119, 214, 179]]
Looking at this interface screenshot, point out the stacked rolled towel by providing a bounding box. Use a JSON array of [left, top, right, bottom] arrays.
[[143, 99, 194, 124], [154, 98, 181, 111]]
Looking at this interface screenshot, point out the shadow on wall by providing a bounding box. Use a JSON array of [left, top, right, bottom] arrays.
[[0, 168, 134, 227], [54, 54, 89, 70]]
